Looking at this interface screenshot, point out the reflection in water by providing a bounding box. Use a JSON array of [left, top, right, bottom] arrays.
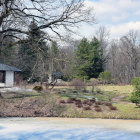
[[0, 118, 140, 140]]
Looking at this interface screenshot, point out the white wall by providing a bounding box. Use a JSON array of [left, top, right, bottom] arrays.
[[5, 71, 14, 87]]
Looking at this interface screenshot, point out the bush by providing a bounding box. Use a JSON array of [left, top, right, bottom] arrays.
[[96, 88, 103, 94], [95, 107, 102, 112], [87, 102, 92, 106], [67, 98, 74, 103], [104, 102, 112, 106], [109, 106, 117, 110], [90, 99, 96, 103], [59, 100, 66, 104], [131, 77, 140, 92], [82, 100, 89, 104], [70, 79, 86, 90], [95, 101, 103, 105], [131, 77, 140, 106], [76, 104, 83, 108], [130, 92, 140, 106], [83, 106, 91, 110], [38, 94, 66, 117], [33, 86, 43, 92], [98, 71, 112, 84]]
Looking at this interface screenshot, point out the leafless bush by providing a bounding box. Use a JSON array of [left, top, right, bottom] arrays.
[[87, 102, 92, 106], [90, 99, 96, 103], [96, 88, 103, 94], [94, 105, 100, 108], [95, 102, 103, 105], [82, 100, 89, 104], [75, 99, 82, 103], [95, 107, 102, 112], [83, 106, 91, 110], [76, 104, 83, 108], [104, 102, 112, 106], [59, 100, 66, 104], [70, 79, 86, 90], [67, 98, 74, 103], [14, 74, 26, 86], [109, 106, 117, 110]]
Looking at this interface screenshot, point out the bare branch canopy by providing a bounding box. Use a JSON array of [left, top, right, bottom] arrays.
[[0, 0, 95, 43]]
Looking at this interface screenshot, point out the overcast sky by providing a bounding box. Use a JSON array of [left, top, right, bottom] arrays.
[[77, 0, 140, 39]]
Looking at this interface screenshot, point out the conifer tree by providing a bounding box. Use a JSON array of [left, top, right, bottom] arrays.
[[73, 37, 104, 80], [19, 19, 48, 81]]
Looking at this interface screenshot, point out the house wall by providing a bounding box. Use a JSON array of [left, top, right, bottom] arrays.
[[5, 71, 14, 87]]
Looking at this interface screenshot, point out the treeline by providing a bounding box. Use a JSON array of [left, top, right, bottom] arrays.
[[1, 21, 140, 84]]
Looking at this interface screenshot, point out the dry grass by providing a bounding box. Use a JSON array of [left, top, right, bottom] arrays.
[[61, 102, 140, 119], [95, 85, 133, 94]]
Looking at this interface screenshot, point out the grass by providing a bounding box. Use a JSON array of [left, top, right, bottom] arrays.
[[2, 91, 41, 99], [60, 102, 140, 119], [56, 84, 140, 119], [95, 85, 133, 94], [1, 84, 139, 119]]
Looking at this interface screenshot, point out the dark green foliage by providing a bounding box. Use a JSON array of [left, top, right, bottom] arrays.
[[131, 77, 140, 92], [0, 34, 16, 65], [73, 38, 90, 80], [19, 19, 48, 81], [98, 71, 112, 84], [88, 37, 104, 78], [130, 77, 140, 106], [73, 37, 104, 80]]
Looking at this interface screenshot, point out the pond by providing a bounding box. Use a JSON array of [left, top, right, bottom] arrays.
[[0, 118, 140, 140]]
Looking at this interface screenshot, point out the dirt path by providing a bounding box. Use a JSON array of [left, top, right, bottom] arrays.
[[112, 95, 133, 104], [112, 95, 125, 102]]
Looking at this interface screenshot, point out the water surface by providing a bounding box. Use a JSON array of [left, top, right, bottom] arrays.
[[0, 118, 140, 140]]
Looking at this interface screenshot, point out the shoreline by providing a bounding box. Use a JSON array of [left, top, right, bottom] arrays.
[[0, 117, 140, 133]]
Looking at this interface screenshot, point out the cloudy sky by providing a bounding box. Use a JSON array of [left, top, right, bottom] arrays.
[[78, 0, 140, 38]]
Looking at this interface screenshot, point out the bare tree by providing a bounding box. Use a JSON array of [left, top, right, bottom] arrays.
[[106, 30, 140, 84], [0, 0, 95, 44], [95, 26, 110, 69]]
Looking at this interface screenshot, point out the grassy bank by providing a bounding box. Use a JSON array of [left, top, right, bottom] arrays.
[[0, 85, 139, 119]]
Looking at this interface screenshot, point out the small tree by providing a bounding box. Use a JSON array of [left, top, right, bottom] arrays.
[[70, 79, 86, 90], [130, 77, 140, 106], [98, 71, 112, 84]]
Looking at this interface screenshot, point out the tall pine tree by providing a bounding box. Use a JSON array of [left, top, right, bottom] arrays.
[[73, 37, 104, 80], [19, 19, 48, 82]]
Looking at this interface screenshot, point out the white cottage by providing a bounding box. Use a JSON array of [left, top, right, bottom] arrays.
[[0, 63, 21, 87]]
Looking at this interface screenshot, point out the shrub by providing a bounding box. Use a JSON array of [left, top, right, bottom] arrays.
[[38, 94, 66, 117], [76, 104, 83, 108], [82, 100, 89, 104], [131, 77, 140, 106], [67, 98, 74, 103], [94, 105, 99, 108], [109, 106, 117, 110], [95, 107, 102, 112], [104, 102, 112, 106], [33, 86, 43, 92], [70, 79, 86, 90], [83, 106, 91, 110], [59, 100, 66, 104], [75, 99, 82, 103], [98, 71, 112, 84], [89, 78, 99, 93], [87, 102, 92, 106], [90, 99, 96, 103], [96, 88, 103, 94], [70, 98, 77, 101], [95, 102, 103, 105], [131, 77, 140, 92], [130, 92, 140, 106]]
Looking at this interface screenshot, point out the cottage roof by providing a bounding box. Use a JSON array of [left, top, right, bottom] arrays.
[[0, 63, 21, 72]]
